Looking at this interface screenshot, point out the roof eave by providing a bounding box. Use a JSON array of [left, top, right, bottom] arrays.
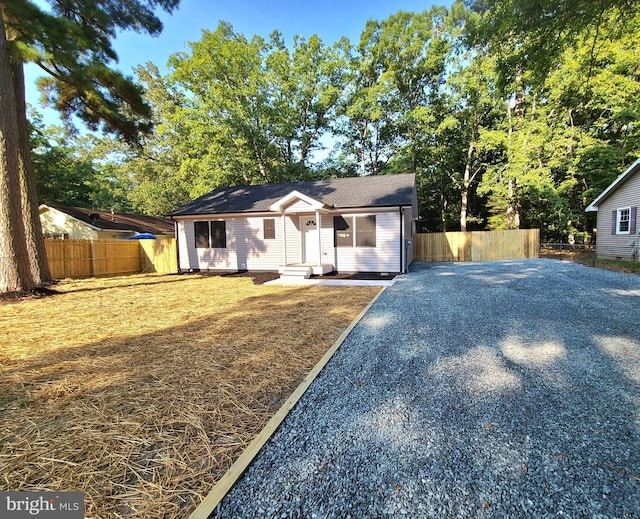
[[585, 158, 640, 212]]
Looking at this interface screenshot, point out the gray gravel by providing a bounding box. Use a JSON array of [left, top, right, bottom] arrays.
[[210, 259, 640, 518]]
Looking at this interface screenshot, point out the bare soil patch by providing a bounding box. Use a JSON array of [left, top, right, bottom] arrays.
[[540, 246, 640, 274], [0, 273, 378, 518]]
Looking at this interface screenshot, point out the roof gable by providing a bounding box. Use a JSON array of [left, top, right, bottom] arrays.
[[586, 159, 640, 212], [269, 190, 327, 212], [169, 174, 417, 217]]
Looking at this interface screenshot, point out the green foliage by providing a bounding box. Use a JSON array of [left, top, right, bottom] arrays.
[[467, 0, 640, 89], [29, 110, 132, 210], [117, 23, 350, 214], [5, 0, 180, 143], [337, 8, 450, 177], [596, 258, 640, 273], [20, 1, 640, 237]]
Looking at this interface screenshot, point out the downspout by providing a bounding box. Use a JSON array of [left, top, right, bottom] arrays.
[[316, 209, 322, 267], [172, 217, 181, 273], [400, 206, 404, 274]]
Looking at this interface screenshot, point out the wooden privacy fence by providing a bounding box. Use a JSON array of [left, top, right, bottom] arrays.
[[45, 239, 178, 279], [414, 229, 540, 262]]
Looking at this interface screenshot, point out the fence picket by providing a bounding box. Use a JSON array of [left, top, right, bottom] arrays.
[[414, 229, 539, 262], [45, 239, 177, 279]]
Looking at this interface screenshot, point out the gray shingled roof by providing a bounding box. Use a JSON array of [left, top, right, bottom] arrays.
[[168, 174, 417, 216]]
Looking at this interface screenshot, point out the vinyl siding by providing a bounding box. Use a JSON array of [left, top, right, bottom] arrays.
[[596, 171, 640, 260], [284, 216, 302, 264], [285, 199, 315, 213], [403, 207, 414, 267], [321, 211, 401, 272], [176, 209, 406, 273], [177, 216, 283, 271]]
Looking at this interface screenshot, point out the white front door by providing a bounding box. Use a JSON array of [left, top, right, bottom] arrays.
[[301, 216, 318, 264]]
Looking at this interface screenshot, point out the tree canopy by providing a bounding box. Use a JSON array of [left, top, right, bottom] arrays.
[[5, 0, 640, 293]]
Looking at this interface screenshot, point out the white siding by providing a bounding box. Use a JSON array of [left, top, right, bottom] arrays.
[[403, 207, 415, 268], [177, 216, 283, 271], [285, 199, 314, 213], [284, 216, 302, 264], [176, 209, 405, 273], [321, 211, 401, 273], [596, 171, 640, 260]]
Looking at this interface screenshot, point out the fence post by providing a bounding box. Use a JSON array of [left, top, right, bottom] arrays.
[[90, 240, 97, 277]]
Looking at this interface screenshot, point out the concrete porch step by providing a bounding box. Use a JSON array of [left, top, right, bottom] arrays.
[[278, 265, 312, 279]]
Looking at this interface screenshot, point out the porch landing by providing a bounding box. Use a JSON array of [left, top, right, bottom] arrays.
[[278, 263, 333, 279]]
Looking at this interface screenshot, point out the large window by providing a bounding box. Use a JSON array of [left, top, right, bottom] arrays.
[[334, 215, 376, 247], [356, 215, 376, 247], [211, 221, 227, 248], [194, 221, 210, 248], [194, 221, 226, 248]]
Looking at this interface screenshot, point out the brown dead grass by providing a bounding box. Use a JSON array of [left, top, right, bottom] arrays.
[[0, 273, 379, 518]]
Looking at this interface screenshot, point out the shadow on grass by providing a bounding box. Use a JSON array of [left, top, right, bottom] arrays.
[[211, 260, 640, 518], [0, 283, 377, 517]]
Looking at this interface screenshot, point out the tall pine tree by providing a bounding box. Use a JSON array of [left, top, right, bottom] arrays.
[[0, 0, 178, 293]]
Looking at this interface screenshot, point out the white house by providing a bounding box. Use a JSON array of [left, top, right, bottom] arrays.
[[586, 159, 640, 261], [169, 174, 418, 277]]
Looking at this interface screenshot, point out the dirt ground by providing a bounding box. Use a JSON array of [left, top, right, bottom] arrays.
[[540, 246, 640, 274], [0, 274, 378, 518]]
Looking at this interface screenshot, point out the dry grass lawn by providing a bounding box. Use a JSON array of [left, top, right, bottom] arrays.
[[0, 274, 379, 518]]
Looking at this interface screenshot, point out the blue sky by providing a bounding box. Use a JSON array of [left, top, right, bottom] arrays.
[[26, 0, 446, 126]]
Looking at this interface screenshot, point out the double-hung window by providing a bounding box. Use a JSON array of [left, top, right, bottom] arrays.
[[617, 208, 631, 234]]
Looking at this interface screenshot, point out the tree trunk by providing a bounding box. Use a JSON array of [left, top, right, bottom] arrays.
[[12, 60, 51, 285], [460, 142, 474, 232], [0, 8, 35, 292]]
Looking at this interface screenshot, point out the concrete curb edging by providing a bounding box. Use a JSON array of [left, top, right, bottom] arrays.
[[188, 286, 388, 519]]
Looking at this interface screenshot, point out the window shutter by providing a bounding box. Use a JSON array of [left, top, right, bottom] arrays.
[[631, 207, 638, 234], [612, 210, 617, 234]]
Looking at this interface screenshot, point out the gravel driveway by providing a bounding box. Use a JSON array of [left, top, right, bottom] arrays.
[[211, 259, 640, 518]]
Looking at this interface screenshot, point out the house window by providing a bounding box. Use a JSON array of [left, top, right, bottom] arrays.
[[334, 215, 377, 247], [356, 215, 376, 247], [44, 233, 69, 240], [334, 216, 353, 247], [194, 221, 227, 248], [617, 208, 630, 234], [194, 221, 209, 248], [264, 218, 275, 240], [211, 221, 227, 248]]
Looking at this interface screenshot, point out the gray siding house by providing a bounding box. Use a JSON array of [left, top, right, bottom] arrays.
[[169, 174, 418, 277], [586, 159, 640, 261]]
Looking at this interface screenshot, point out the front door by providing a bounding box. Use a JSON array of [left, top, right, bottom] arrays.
[[301, 216, 318, 264]]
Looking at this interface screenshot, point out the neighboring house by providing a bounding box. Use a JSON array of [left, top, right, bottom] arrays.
[[169, 174, 418, 277], [586, 159, 640, 261], [39, 204, 175, 240]]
